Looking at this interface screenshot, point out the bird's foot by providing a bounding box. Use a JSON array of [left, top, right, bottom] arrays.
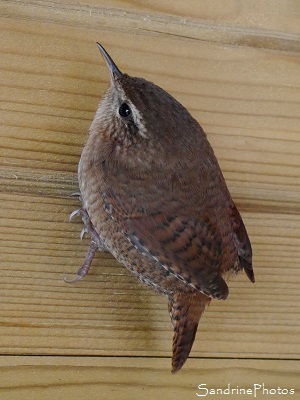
[[64, 241, 98, 283], [69, 207, 107, 251], [65, 204, 108, 283]]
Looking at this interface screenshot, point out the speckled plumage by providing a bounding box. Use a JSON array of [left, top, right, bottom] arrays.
[[70, 43, 255, 373]]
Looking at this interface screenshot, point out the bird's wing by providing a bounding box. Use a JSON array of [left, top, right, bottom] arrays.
[[103, 173, 229, 299], [125, 211, 229, 299]]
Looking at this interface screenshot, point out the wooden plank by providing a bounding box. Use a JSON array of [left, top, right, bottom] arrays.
[[0, 356, 299, 400], [0, 7, 299, 211], [0, 0, 299, 374], [96, 0, 298, 36], [2, 0, 300, 44], [0, 192, 299, 358]]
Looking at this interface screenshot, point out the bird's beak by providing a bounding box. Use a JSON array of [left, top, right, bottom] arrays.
[[96, 42, 123, 82]]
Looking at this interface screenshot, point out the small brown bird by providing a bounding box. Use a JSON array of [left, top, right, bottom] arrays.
[[68, 43, 255, 373]]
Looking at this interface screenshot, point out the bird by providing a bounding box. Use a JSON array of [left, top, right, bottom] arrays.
[[67, 42, 255, 373]]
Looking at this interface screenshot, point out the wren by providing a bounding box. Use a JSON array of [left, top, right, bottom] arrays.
[[68, 43, 255, 373]]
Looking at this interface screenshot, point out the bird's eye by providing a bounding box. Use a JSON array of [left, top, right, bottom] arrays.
[[119, 103, 132, 118]]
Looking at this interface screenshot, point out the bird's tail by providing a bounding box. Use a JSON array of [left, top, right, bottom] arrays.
[[168, 292, 211, 373]]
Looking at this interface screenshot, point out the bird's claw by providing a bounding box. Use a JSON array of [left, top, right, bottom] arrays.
[[70, 192, 82, 201], [63, 273, 85, 284], [80, 227, 88, 240], [69, 208, 81, 222]]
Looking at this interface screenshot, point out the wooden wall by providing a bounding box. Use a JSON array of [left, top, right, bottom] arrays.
[[1, 0, 299, 398]]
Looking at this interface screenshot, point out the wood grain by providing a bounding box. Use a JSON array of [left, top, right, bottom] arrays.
[[81, 0, 299, 36], [0, 357, 299, 400], [1, 2, 300, 211], [1, 192, 299, 358], [0, 0, 299, 396]]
